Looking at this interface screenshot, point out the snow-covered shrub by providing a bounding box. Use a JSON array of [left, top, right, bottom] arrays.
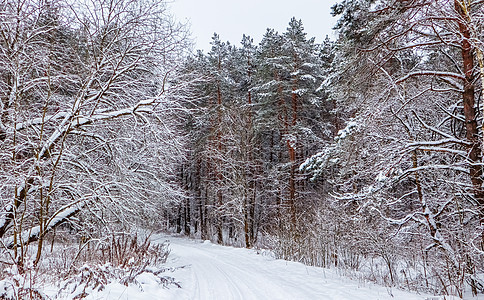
[[96, 233, 170, 269], [0, 260, 48, 300], [56, 233, 179, 299]]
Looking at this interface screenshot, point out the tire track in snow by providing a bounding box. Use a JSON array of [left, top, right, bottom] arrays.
[[162, 236, 432, 300], [173, 242, 258, 299], [165, 238, 323, 299]]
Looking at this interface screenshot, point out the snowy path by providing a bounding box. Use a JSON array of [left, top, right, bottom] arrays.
[[74, 235, 436, 299], [157, 236, 433, 300]]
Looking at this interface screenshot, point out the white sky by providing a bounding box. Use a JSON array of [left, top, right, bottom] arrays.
[[168, 0, 339, 53]]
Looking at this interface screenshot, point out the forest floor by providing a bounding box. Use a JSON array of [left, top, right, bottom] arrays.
[[65, 234, 452, 300]]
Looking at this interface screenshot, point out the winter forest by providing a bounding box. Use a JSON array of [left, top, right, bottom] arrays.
[[0, 0, 484, 299]]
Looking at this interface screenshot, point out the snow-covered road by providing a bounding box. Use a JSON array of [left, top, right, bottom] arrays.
[[158, 236, 433, 300], [77, 235, 437, 299]]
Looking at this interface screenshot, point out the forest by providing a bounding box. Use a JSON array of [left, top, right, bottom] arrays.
[[0, 0, 483, 298]]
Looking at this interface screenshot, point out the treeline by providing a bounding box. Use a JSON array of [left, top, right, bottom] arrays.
[[172, 18, 335, 253], [173, 1, 484, 297]]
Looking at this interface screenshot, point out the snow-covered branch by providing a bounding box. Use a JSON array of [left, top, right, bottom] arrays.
[[4, 203, 82, 249], [396, 71, 464, 84]]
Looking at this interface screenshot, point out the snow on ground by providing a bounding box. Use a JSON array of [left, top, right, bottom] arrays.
[[160, 236, 435, 300], [68, 235, 448, 300]]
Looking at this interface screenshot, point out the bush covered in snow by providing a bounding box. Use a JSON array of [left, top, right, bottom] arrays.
[[0, 233, 180, 299]]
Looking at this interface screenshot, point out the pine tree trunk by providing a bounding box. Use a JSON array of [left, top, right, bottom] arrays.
[[249, 185, 257, 245], [176, 206, 182, 233], [244, 195, 251, 248], [217, 191, 223, 244], [200, 182, 208, 240], [216, 57, 224, 245], [288, 69, 298, 232], [288, 141, 297, 229], [181, 164, 191, 236], [455, 0, 484, 248], [184, 197, 191, 236]]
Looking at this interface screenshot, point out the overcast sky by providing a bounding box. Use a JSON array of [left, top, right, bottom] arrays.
[[169, 0, 339, 53]]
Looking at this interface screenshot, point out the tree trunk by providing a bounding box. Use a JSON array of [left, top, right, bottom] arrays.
[[455, 0, 484, 248], [244, 196, 251, 248], [176, 206, 182, 233], [0, 178, 34, 238], [288, 141, 297, 230], [200, 183, 208, 240], [288, 67, 299, 232], [216, 56, 224, 245], [217, 191, 223, 244], [184, 198, 191, 236], [249, 186, 257, 245]]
